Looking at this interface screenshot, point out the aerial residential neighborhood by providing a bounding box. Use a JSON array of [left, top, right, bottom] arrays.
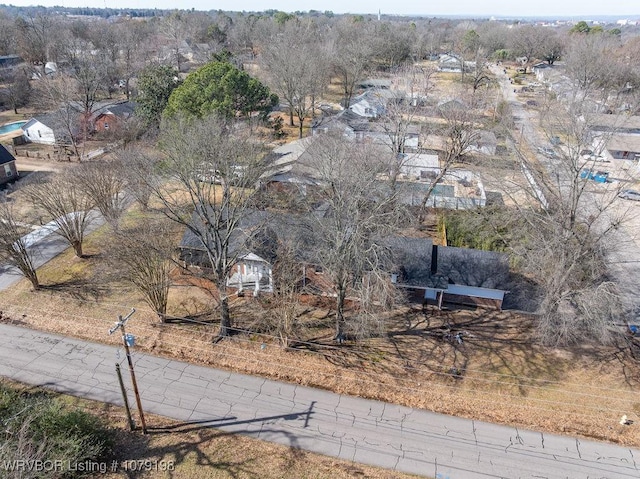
[[1, 3, 640, 478]]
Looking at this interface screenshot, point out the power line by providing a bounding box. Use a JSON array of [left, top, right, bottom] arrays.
[[0, 297, 637, 411]]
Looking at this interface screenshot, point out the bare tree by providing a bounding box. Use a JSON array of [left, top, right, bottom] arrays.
[[0, 11, 17, 55], [509, 24, 547, 74], [260, 19, 328, 138], [34, 75, 82, 158], [74, 159, 127, 227], [564, 33, 619, 105], [0, 66, 31, 114], [379, 64, 436, 193], [160, 12, 189, 72], [24, 173, 94, 258], [153, 114, 268, 339], [59, 36, 109, 145], [497, 93, 637, 345], [330, 19, 376, 108], [265, 238, 304, 347], [300, 134, 405, 341], [419, 94, 479, 214], [115, 20, 150, 100], [15, 13, 55, 65], [109, 217, 175, 322], [116, 147, 158, 211], [0, 202, 39, 290]]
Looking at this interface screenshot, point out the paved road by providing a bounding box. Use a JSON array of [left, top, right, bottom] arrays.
[[1, 324, 638, 479], [490, 65, 640, 314]]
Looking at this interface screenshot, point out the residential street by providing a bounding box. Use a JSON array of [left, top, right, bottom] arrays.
[[0, 210, 103, 291], [1, 323, 638, 479], [489, 65, 640, 315]]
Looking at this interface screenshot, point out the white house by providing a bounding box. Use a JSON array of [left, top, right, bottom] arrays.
[[398, 153, 439, 179], [348, 89, 396, 118], [22, 117, 56, 145], [227, 252, 273, 295]]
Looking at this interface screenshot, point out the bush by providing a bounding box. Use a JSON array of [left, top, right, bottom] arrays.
[[440, 209, 510, 252], [0, 382, 114, 478]]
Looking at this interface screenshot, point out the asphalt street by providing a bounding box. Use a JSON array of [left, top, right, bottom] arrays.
[[1, 324, 638, 479], [490, 65, 640, 315], [0, 210, 103, 291]]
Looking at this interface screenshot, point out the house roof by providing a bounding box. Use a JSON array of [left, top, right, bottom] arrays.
[[179, 209, 317, 265], [606, 134, 640, 153], [0, 145, 16, 165], [93, 101, 136, 120], [179, 206, 507, 291], [24, 107, 81, 137], [358, 79, 392, 89], [590, 114, 640, 133], [312, 109, 373, 133], [387, 237, 509, 290]]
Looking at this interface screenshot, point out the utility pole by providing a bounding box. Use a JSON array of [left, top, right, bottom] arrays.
[[109, 308, 147, 434]]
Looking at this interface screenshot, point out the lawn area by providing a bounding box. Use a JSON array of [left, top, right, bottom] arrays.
[[1, 228, 640, 452]]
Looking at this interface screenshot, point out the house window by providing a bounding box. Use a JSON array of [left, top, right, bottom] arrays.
[[104, 122, 109, 129], [4, 164, 12, 177], [25, 130, 30, 137], [38, 130, 41, 138]]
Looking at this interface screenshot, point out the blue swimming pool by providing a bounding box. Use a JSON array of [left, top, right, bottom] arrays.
[[0, 121, 27, 135]]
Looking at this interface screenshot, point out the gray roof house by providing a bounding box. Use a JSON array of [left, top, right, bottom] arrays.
[[348, 89, 397, 118], [178, 204, 508, 308], [388, 237, 509, 309], [0, 145, 18, 185], [311, 110, 420, 151], [22, 111, 77, 146]]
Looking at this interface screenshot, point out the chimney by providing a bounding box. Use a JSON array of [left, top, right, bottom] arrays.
[[431, 244, 438, 274]]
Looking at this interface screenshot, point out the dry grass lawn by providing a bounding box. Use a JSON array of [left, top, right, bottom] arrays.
[[1, 227, 640, 455]]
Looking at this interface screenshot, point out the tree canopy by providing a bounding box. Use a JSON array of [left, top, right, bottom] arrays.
[[135, 64, 181, 127], [164, 60, 277, 119]]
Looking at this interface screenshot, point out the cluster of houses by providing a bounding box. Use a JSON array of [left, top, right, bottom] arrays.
[[178, 76, 509, 311], [179, 208, 510, 311], [18, 100, 136, 147], [532, 63, 640, 165], [0, 59, 511, 311], [0, 99, 136, 185]]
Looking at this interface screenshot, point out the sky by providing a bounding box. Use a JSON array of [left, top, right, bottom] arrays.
[[4, 0, 640, 18]]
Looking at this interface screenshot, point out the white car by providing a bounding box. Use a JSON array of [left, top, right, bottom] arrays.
[[618, 189, 640, 201], [580, 149, 608, 162]]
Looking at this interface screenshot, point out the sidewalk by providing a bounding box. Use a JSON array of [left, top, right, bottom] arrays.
[[1, 323, 638, 479]]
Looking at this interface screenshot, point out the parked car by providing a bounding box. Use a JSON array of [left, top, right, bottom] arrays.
[[580, 149, 608, 162], [537, 146, 557, 158], [618, 189, 640, 201], [580, 169, 609, 183]]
